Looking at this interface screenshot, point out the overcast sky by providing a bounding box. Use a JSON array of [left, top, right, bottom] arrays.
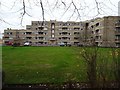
[[0, 0, 120, 38]]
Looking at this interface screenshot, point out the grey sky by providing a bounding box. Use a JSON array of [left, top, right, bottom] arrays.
[[0, 0, 120, 38]]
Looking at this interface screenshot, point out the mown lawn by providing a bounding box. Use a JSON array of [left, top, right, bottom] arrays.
[[2, 46, 120, 84], [2, 46, 87, 84]]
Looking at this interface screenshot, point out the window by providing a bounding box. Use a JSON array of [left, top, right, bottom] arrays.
[[27, 27, 31, 30], [74, 32, 80, 34], [10, 32, 12, 35], [63, 23, 67, 26], [38, 32, 44, 35], [52, 35, 55, 38], [96, 23, 99, 27], [68, 23, 71, 25], [95, 36, 99, 39], [52, 25, 55, 28], [35, 37, 37, 39], [26, 32, 32, 35], [44, 33, 47, 35], [74, 28, 80, 30], [92, 31, 94, 34], [62, 27, 68, 30], [96, 29, 99, 33], [74, 37, 79, 40], [45, 42, 47, 44], [91, 25, 93, 28], [51, 23, 55, 29], [7, 32, 12, 35], [38, 37, 44, 40], [62, 37, 68, 39], [62, 32, 67, 35], [26, 37, 32, 39], [52, 30, 55, 33]]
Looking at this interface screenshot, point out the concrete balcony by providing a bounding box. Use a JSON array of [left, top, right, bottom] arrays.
[[49, 38, 56, 41], [115, 23, 120, 27], [115, 31, 120, 35], [115, 39, 120, 42]]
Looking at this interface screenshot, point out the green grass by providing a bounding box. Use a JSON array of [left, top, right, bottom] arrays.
[[2, 46, 120, 84], [2, 46, 87, 84]]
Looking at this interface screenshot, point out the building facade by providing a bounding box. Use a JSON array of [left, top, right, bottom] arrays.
[[3, 16, 120, 47], [86, 16, 120, 47], [3, 20, 85, 46]]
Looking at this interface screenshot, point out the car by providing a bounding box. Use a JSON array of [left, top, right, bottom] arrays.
[[24, 42, 30, 46], [77, 43, 83, 47], [58, 42, 65, 46], [66, 43, 71, 47]]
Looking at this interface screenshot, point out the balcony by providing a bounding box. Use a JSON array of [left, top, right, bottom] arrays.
[[115, 39, 120, 42], [62, 27, 68, 30], [49, 38, 56, 41], [115, 31, 120, 35], [38, 32, 44, 35], [74, 32, 80, 35], [26, 37, 32, 40], [38, 26, 44, 30], [3, 36, 9, 39], [26, 25, 31, 30], [26, 32, 32, 35], [74, 27, 80, 30], [115, 22, 120, 27]]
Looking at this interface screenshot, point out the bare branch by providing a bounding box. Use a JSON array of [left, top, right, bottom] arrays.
[[0, 18, 12, 25], [60, 2, 72, 19], [68, 8, 76, 20], [10, 0, 17, 10], [20, 0, 26, 25], [61, 0, 66, 7], [20, 0, 31, 25], [94, 0, 101, 16], [53, 0, 59, 10], [39, 0, 45, 25], [108, 0, 117, 8], [72, 1, 81, 20], [46, 0, 55, 18]]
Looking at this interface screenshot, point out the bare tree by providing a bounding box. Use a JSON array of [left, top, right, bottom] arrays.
[[80, 46, 98, 88], [0, 0, 118, 25], [111, 48, 120, 88]]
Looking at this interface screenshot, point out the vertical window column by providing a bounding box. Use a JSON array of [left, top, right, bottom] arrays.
[[51, 23, 55, 38]]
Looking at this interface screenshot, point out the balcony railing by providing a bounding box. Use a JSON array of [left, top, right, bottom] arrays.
[[115, 31, 120, 35], [49, 38, 56, 41], [115, 39, 120, 42], [115, 22, 120, 27]]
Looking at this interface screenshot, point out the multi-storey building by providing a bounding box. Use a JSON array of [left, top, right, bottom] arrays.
[[3, 16, 120, 47], [86, 16, 120, 47], [3, 20, 85, 46]]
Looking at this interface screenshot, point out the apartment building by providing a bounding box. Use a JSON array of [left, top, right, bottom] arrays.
[[86, 16, 120, 47], [3, 20, 85, 46], [3, 16, 120, 47]]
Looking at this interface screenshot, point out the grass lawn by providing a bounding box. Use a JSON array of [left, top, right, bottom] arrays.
[[2, 46, 87, 84], [2, 46, 120, 84]]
